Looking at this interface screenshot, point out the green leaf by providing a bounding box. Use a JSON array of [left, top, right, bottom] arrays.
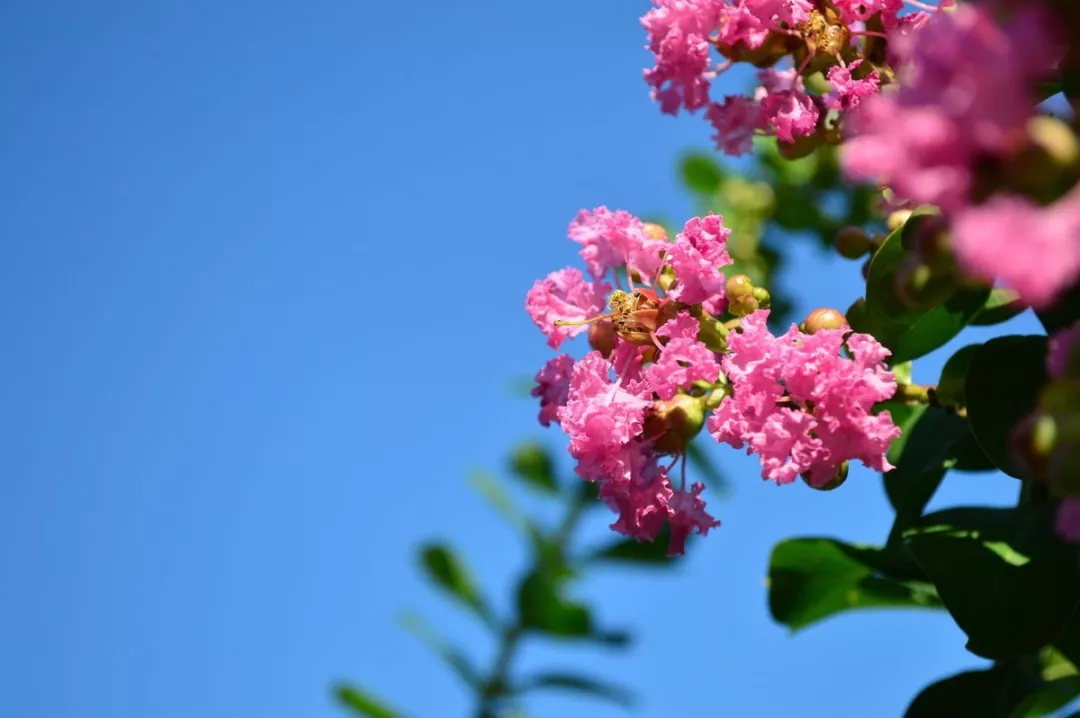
[[904, 667, 1041, 718], [936, 344, 980, 408], [397, 611, 482, 688], [516, 673, 635, 710], [904, 505, 1080, 660], [585, 523, 685, 566], [680, 153, 724, 195], [965, 335, 1049, 478], [509, 444, 558, 494], [1037, 281, 1080, 335], [1011, 677, 1080, 718], [767, 538, 940, 631], [972, 288, 1027, 326], [516, 571, 627, 646], [335, 684, 401, 718], [418, 543, 492, 624], [685, 439, 730, 495], [863, 226, 990, 363]]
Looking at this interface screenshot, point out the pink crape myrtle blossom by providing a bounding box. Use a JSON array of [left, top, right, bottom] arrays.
[[833, 0, 902, 27], [645, 312, 723, 400], [826, 60, 880, 111], [532, 355, 574, 428], [526, 268, 611, 349], [951, 188, 1080, 309], [708, 311, 900, 486], [641, 0, 725, 114], [568, 207, 668, 284], [843, 3, 1060, 210], [1048, 322, 1080, 381], [707, 96, 763, 156], [755, 69, 820, 143], [667, 213, 733, 304]]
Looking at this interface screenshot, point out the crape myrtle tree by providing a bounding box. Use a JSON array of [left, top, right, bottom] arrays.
[[337, 1, 1080, 716]]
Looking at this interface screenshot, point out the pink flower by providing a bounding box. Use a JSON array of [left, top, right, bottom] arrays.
[[1048, 322, 1080, 381], [526, 268, 611, 349], [558, 352, 652, 469], [641, 0, 724, 114], [602, 460, 674, 542], [707, 96, 763, 157], [832, 0, 901, 26], [746, 0, 813, 26], [666, 213, 733, 304], [826, 60, 880, 112], [716, 3, 770, 50], [532, 355, 574, 427], [645, 312, 722, 400], [568, 207, 667, 284], [1057, 498, 1080, 545], [667, 482, 721, 556], [707, 311, 900, 485], [756, 70, 819, 143], [951, 190, 1080, 309]]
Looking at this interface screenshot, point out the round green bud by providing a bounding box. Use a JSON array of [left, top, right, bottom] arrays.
[[725, 274, 754, 299], [834, 226, 872, 259], [804, 307, 848, 334]]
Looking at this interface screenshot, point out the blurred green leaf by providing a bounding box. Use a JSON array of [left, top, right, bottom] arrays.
[[864, 227, 989, 363], [680, 152, 725, 195], [469, 471, 528, 532], [767, 538, 940, 631], [1012, 677, 1080, 718], [516, 571, 628, 646], [509, 444, 558, 494], [398, 611, 482, 688], [971, 288, 1027, 326], [516, 673, 635, 710], [685, 439, 730, 495], [335, 684, 401, 718], [1037, 281, 1080, 335], [965, 335, 1048, 479], [418, 542, 493, 624], [936, 344, 980, 408], [585, 523, 685, 566], [904, 667, 1040, 718], [904, 505, 1080, 660]]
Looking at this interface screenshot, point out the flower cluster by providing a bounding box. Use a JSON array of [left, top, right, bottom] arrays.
[[640, 0, 941, 156], [526, 209, 900, 554], [841, 2, 1078, 309]]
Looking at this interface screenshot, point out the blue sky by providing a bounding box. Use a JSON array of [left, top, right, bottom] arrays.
[[0, 2, 1048, 717]]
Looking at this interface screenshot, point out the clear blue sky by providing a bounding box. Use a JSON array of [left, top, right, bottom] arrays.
[[0, 3, 1048, 717]]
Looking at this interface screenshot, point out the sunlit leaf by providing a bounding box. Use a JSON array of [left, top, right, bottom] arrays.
[[418, 543, 493, 625], [335, 684, 401, 718]]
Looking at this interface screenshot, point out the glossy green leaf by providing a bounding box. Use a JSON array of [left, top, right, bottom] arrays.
[[863, 226, 989, 363], [335, 684, 401, 718], [971, 288, 1027, 326], [905, 667, 1041, 718], [398, 611, 482, 688], [685, 439, 730, 495], [904, 505, 1080, 659], [680, 153, 724, 195], [767, 538, 940, 631], [585, 523, 686, 566], [418, 543, 492, 624], [516, 673, 635, 709], [509, 444, 558, 494], [936, 344, 980, 408], [965, 335, 1049, 478]]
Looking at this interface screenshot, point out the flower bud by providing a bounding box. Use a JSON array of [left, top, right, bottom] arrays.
[[729, 293, 759, 317], [589, 320, 617, 358], [726, 274, 754, 299], [643, 222, 669, 241], [696, 315, 730, 353], [777, 132, 821, 160], [834, 226, 872, 259], [802, 461, 848, 491], [804, 307, 848, 334], [752, 287, 771, 308], [887, 209, 912, 233], [658, 266, 677, 293], [643, 394, 708, 455]]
